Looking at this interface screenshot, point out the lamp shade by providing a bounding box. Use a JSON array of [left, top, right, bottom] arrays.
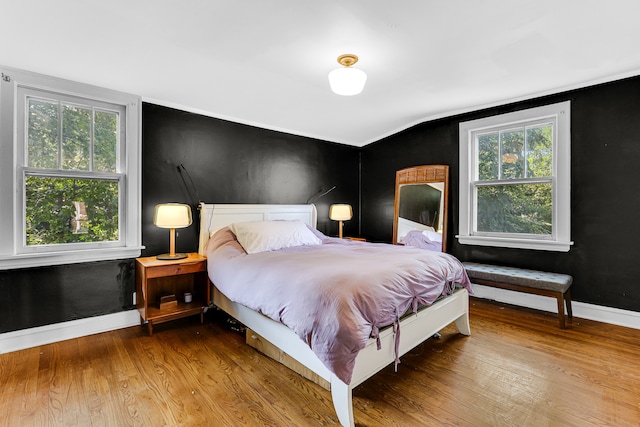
[[328, 67, 367, 96], [328, 54, 367, 96], [153, 203, 192, 228], [329, 204, 353, 221]]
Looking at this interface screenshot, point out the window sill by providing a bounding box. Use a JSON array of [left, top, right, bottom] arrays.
[[0, 246, 145, 270], [456, 235, 573, 252]]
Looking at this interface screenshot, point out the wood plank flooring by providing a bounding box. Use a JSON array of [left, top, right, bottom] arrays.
[[1, 298, 639, 426]]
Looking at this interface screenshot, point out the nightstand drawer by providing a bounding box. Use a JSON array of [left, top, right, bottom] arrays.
[[145, 261, 206, 279]]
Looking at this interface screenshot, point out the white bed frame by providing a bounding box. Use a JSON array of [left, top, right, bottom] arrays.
[[198, 203, 471, 427]]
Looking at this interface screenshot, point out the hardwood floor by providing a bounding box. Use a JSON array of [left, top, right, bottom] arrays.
[[2, 298, 639, 426]]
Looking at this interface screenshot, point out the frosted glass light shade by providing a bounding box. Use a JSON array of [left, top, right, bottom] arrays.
[[329, 204, 353, 221], [153, 203, 192, 228], [328, 67, 367, 96]]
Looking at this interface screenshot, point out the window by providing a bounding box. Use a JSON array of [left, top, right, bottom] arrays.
[[458, 102, 572, 251], [0, 66, 142, 269]]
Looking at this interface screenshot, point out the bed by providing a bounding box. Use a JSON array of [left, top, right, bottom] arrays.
[[198, 203, 472, 426]]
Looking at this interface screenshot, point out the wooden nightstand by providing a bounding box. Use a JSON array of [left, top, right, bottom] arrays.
[[135, 253, 211, 335]]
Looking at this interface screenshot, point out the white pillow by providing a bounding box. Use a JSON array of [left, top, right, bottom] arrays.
[[229, 220, 322, 254]]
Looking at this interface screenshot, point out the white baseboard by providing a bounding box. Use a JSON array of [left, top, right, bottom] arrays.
[[471, 284, 640, 330], [0, 310, 141, 354]]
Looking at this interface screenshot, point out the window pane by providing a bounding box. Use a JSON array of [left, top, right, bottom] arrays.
[[500, 129, 524, 179], [476, 183, 552, 235], [28, 98, 59, 169], [62, 104, 91, 170], [477, 132, 499, 180], [94, 110, 118, 172], [526, 123, 553, 178], [25, 176, 119, 245]]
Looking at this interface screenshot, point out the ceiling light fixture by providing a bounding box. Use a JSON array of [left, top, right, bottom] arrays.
[[328, 54, 367, 96]]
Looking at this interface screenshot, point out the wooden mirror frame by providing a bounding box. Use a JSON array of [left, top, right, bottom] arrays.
[[392, 165, 449, 252]]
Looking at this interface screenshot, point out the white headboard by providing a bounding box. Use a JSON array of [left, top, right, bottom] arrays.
[[198, 203, 318, 255]]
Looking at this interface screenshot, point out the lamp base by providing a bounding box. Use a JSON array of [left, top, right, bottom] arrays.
[[156, 253, 188, 260]]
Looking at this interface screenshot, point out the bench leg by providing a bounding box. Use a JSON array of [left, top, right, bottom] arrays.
[[565, 289, 573, 320], [556, 292, 566, 329]]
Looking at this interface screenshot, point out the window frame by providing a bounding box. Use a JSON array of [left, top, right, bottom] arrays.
[[458, 101, 572, 252], [0, 66, 143, 269]]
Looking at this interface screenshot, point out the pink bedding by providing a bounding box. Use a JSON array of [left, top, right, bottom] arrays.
[[205, 227, 472, 384]]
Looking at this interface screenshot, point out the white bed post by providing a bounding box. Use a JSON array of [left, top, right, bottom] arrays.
[[331, 376, 355, 427], [454, 289, 471, 336]]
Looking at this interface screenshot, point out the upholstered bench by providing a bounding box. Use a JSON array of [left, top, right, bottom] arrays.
[[463, 262, 573, 329]]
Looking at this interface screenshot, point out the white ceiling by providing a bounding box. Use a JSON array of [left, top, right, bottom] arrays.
[[2, 1, 640, 147]]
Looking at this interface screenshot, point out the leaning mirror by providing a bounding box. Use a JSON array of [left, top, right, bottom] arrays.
[[393, 165, 449, 252]]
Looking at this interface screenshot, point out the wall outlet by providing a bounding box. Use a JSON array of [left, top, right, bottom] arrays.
[[132, 292, 136, 305]]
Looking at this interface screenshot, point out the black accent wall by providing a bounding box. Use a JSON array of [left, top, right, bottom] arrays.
[[141, 104, 361, 257], [0, 260, 135, 334], [361, 75, 640, 312]]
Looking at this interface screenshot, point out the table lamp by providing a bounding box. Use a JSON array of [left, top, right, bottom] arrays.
[[329, 204, 352, 239], [154, 203, 192, 260]]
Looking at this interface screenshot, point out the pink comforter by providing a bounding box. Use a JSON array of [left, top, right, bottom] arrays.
[[205, 227, 472, 384]]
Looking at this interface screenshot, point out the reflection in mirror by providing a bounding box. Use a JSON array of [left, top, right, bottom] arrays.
[[393, 165, 449, 252]]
